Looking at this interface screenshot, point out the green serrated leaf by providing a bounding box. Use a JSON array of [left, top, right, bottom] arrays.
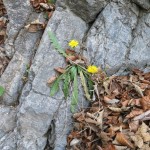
[[48, 30, 67, 57], [80, 71, 91, 101], [86, 77, 94, 96], [71, 69, 78, 113], [50, 79, 60, 96], [0, 86, 5, 96], [70, 66, 77, 81], [50, 75, 63, 96], [63, 72, 70, 99]]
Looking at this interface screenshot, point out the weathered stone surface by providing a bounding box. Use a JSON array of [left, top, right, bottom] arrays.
[[0, 131, 17, 150], [0, 105, 16, 138], [0, 0, 150, 149], [17, 8, 88, 149], [0, 106, 16, 150], [0, 1, 44, 105], [129, 12, 150, 67], [132, 0, 150, 10], [3, 0, 32, 57], [57, 0, 108, 23], [84, 0, 139, 74]]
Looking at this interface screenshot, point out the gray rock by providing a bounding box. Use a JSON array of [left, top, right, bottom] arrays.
[[0, 0, 150, 149], [0, 106, 16, 150], [57, 0, 109, 22], [129, 12, 150, 67], [17, 8, 88, 149], [0, 131, 17, 150], [3, 0, 32, 57], [0, 105, 16, 138], [84, 0, 139, 74], [0, 0, 44, 105], [132, 0, 150, 10]]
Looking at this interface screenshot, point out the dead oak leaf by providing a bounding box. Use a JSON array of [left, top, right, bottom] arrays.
[[139, 122, 150, 142], [47, 76, 57, 85], [126, 109, 144, 119], [140, 96, 150, 111], [116, 132, 134, 148], [131, 135, 143, 148]]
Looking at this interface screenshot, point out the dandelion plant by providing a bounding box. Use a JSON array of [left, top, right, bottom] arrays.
[[48, 30, 98, 112]]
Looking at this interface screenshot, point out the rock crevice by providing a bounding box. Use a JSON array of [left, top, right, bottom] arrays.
[[0, 0, 150, 149]]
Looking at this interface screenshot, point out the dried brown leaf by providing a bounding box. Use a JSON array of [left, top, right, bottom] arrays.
[[65, 49, 76, 55], [139, 122, 150, 142], [131, 135, 143, 148], [104, 96, 119, 104], [97, 132, 111, 146], [134, 110, 150, 121], [132, 83, 144, 97], [47, 76, 57, 85], [66, 55, 78, 62], [114, 145, 128, 150], [108, 106, 122, 112], [54, 67, 65, 74], [126, 109, 144, 119], [25, 19, 45, 32], [140, 96, 150, 111], [129, 120, 139, 132], [116, 132, 134, 148], [103, 144, 116, 150]]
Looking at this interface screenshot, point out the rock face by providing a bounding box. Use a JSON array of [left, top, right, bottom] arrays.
[[132, 0, 150, 10], [58, 0, 109, 23], [84, 0, 140, 74], [17, 9, 88, 149], [0, 0, 150, 149], [129, 12, 150, 67]]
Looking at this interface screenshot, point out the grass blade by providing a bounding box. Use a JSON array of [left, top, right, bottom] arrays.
[[71, 68, 78, 113], [0, 86, 5, 96], [63, 72, 70, 99], [50, 75, 63, 96], [80, 71, 91, 101]]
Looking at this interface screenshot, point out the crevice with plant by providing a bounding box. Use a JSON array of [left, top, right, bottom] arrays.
[[48, 30, 104, 112]]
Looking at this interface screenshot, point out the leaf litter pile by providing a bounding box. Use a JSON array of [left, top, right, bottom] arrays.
[[0, 0, 9, 76], [27, 0, 55, 33], [67, 69, 150, 150]]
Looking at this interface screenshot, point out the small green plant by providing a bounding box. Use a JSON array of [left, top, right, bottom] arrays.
[[0, 86, 5, 96], [22, 64, 30, 83], [48, 30, 95, 112], [48, 0, 56, 4]]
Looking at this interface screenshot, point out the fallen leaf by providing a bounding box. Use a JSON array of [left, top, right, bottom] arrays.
[[103, 144, 116, 150], [54, 67, 65, 74], [116, 132, 134, 148], [134, 110, 150, 121], [97, 132, 111, 145], [126, 109, 144, 119], [25, 19, 45, 32], [132, 83, 144, 97], [129, 120, 139, 132], [114, 145, 128, 150], [70, 138, 80, 146], [104, 96, 120, 104], [108, 106, 122, 112], [65, 49, 76, 55], [47, 76, 57, 84], [131, 135, 143, 148], [140, 96, 150, 111], [139, 122, 150, 142], [66, 55, 78, 62]]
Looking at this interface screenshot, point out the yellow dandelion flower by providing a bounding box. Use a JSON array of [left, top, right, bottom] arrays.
[[68, 40, 79, 48], [87, 65, 98, 74]]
